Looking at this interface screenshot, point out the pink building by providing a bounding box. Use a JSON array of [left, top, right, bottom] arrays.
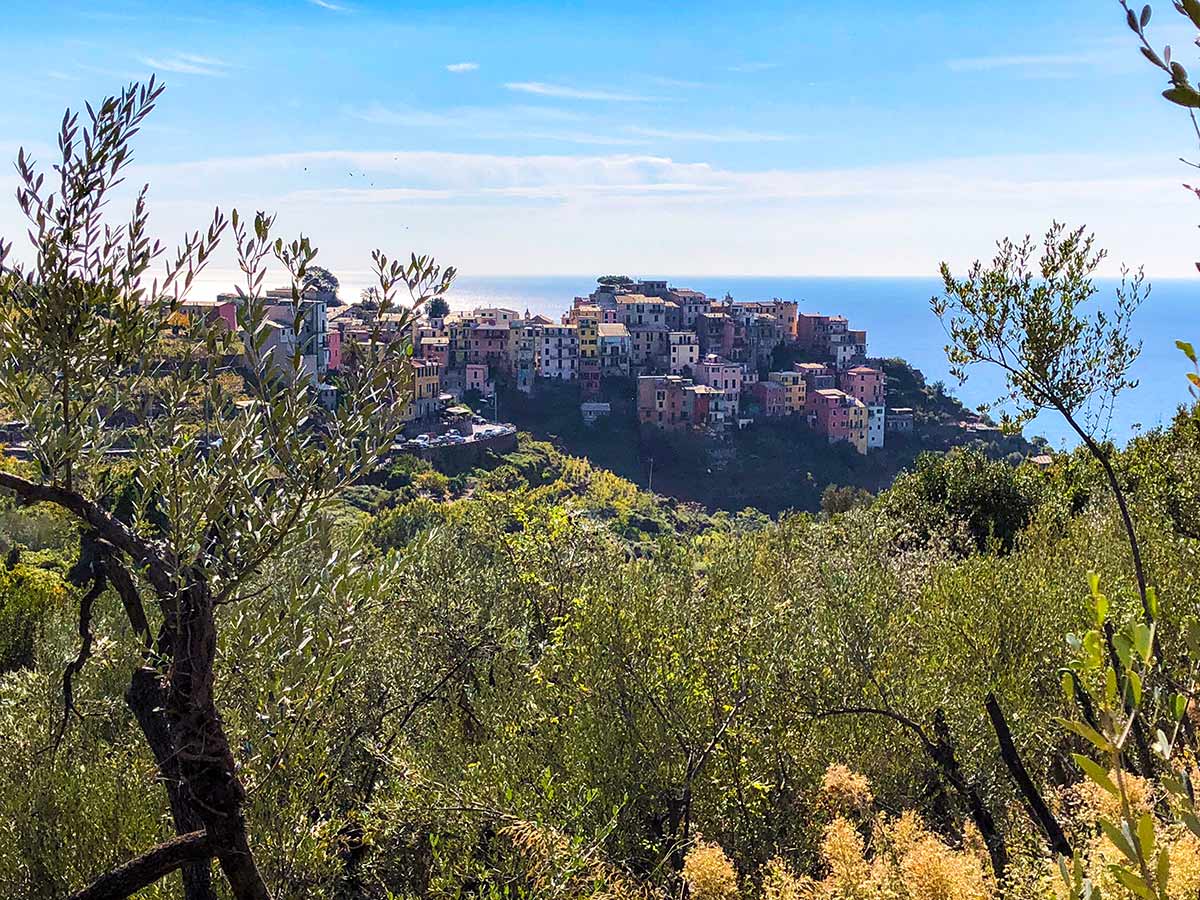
[[468, 325, 509, 370], [751, 380, 787, 417], [328, 330, 342, 372], [637, 375, 692, 430], [179, 299, 238, 332], [839, 365, 885, 405], [810, 389, 869, 454], [466, 363, 493, 397], [693, 354, 742, 418]]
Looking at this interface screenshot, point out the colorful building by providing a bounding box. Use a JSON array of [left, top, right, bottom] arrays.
[[684, 384, 727, 428], [839, 366, 885, 405], [576, 306, 602, 397], [637, 374, 692, 430], [810, 388, 869, 454], [669, 331, 700, 375], [508, 321, 542, 395], [466, 363, 494, 398], [693, 355, 742, 418], [177, 298, 238, 332], [750, 379, 787, 417], [670, 288, 711, 330], [540, 324, 579, 380], [402, 358, 443, 422], [794, 362, 836, 410], [766, 370, 807, 414], [467, 324, 509, 370], [629, 325, 669, 371], [840, 365, 886, 448], [617, 295, 667, 328], [598, 323, 632, 377], [696, 312, 735, 359], [473, 307, 522, 327]]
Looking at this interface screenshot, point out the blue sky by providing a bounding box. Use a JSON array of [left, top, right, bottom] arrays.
[[1, 0, 1199, 292]]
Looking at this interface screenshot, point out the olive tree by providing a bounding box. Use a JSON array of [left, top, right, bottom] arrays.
[[0, 80, 453, 900], [932, 224, 1150, 614], [426, 295, 450, 319]]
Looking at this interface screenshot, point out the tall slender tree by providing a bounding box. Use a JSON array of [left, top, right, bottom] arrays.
[[933, 223, 1149, 613]]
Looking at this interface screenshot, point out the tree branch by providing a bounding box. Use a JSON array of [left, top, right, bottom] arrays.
[[52, 551, 106, 754], [106, 553, 154, 658], [812, 705, 937, 755], [816, 705, 1008, 881], [68, 830, 213, 900], [985, 693, 1072, 858], [0, 470, 175, 597]]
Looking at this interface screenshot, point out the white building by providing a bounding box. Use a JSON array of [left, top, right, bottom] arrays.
[[668, 331, 699, 375], [867, 405, 886, 449], [540, 323, 579, 380]]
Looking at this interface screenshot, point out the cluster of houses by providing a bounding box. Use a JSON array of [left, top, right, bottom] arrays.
[[175, 286, 342, 409], [176, 277, 915, 456]]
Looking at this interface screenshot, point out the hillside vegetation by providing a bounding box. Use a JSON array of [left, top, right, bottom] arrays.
[[3, 403, 1199, 897]]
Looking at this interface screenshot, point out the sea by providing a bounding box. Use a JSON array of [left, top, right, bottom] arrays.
[[441, 275, 1198, 450]]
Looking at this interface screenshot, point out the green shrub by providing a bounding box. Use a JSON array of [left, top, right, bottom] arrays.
[[0, 564, 68, 672], [881, 447, 1043, 552], [368, 497, 451, 549]]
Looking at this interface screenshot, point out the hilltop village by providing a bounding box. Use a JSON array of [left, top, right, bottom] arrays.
[[0, 272, 1030, 515], [318, 275, 911, 455]]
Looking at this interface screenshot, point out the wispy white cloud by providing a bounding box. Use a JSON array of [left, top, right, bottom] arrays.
[[628, 126, 795, 143], [727, 62, 778, 73], [446, 62, 479, 73], [139, 53, 232, 77], [349, 101, 642, 145], [504, 81, 660, 102], [352, 103, 456, 129], [147, 147, 1184, 212], [308, 0, 349, 10], [60, 148, 1199, 281], [945, 52, 1109, 72]]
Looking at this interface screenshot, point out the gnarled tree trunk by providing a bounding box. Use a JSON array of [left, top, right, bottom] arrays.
[[167, 579, 271, 900]]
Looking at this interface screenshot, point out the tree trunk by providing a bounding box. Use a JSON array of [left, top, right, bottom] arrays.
[[167, 579, 272, 900], [931, 709, 1008, 883], [126, 667, 218, 900], [69, 831, 213, 900]]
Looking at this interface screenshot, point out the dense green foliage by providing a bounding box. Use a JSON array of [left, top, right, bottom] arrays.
[[2, 398, 1197, 898], [881, 448, 1044, 553]]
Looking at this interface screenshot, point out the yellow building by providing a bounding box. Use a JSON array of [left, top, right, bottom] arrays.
[[767, 371, 807, 414], [575, 306, 600, 362], [401, 358, 442, 422], [847, 398, 869, 455]]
